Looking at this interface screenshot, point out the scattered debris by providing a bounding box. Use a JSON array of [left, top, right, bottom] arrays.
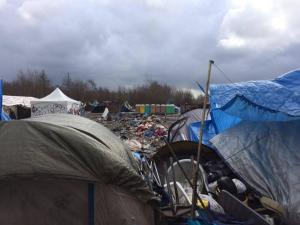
[[98, 113, 178, 153]]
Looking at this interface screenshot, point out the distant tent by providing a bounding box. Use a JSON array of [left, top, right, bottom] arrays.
[[120, 101, 133, 112], [30, 88, 80, 117], [87, 101, 106, 113], [0, 114, 155, 224], [3, 95, 38, 119], [168, 108, 205, 142], [3, 95, 38, 108]]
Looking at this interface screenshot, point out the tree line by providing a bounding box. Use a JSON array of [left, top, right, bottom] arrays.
[[3, 70, 203, 106]]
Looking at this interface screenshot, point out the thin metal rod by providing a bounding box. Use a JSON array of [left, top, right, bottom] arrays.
[[163, 162, 176, 215], [191, 60, 214, 216], [170, 157, 179, 205], [153, 161, 162, 186]]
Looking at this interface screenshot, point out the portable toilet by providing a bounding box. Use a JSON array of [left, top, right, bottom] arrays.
[[140, 104, 145, 114], [166, 104, 171, 114], [161, 104, 166, 114], [156, 104, 161, 114], [145, 104, 151, 114], [135, 104, 140, 113], [170, 104, 176, 114], [151, 104, 156, 114]]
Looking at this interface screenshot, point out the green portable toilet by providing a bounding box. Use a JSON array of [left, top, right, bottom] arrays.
[[165, 104, 170, 114], [166, 104, 175, 114], [145, 104, 151, 114], [166, 104, 170, 114], [170, 104, 176, 114]]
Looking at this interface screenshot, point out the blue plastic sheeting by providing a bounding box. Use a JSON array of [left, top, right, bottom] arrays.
[[210, 69, 300, 116], [211, 120, 300, 225], [273, 69, 300, 92], [210, 96, 300, 134], [1, 111, 11, 121], [0, 79, 2, 120], [0, 80, 11, 121], [185, 208, 254, 225], [169, 108, 207, 143], [209, 69, 300, 134], [188, 120, 216, 146]]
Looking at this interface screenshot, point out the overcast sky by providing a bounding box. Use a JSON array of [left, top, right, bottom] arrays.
[[0, 0, 299, 90]]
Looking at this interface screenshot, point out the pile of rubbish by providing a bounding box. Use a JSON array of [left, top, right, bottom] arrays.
[[139, 140, 285, 225], [99, 113, 176, 153]]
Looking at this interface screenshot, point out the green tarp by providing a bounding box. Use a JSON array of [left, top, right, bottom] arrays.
[[0, 114, 154, 202]]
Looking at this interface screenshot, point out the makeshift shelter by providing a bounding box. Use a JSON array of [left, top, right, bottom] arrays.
[[187, 69, 300, 144], [168, 108, 203, 142], [120, 101, 133, 112], [31, 88, 80, 117], [2, 95, 38, 119], [0, 114, 155, 225], [211, 120, 300, 225], [209, 69, 300, 134], [86, 100, 106, 113], [3, 95, 38, 108], [168, 108, 214, 145]]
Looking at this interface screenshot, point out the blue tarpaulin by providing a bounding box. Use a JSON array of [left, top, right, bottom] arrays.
[[0, 80, 2, 120], [188, 120, 216, 145], [1, 111, 11, 121], [209, 69, 300, 135], [0, 80, 11, 121]]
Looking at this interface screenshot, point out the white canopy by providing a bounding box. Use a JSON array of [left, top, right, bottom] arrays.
[[30, 88, 81, 117], [31, 88, 80, 104], [3, 95, 38, 107]]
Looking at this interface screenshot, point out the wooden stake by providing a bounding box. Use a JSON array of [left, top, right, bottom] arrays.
[[191, 60, 214, 217]]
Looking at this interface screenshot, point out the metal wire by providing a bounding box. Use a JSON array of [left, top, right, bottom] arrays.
[[213, 63, 234, 84]]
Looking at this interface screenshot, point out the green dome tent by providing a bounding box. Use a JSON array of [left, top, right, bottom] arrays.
[[0, 114, 155, 225]]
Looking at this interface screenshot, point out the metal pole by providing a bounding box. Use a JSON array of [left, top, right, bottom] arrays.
[[191, 60, 214, 216], [170, 157, 179, 205]]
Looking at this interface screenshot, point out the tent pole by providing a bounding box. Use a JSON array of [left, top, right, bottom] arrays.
[[191, 60, 214, 217]]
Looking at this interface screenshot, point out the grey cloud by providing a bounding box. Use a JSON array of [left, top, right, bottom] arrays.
[[0, 0, 299, 91]]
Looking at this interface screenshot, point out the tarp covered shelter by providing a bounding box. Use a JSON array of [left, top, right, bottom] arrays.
[[210, 69, 300, 134], [2, 95, 38, 119], [120, 101, 133, 112], [211, 120, 300, 225], [3, 95, 38, 107], [0, 114, 155, 225], [168, 108, 205, 142], [168, 108, 215, 145], [86, 100, 106, 113], [31, 88, 80, 117], [188, 69, 300, 144]]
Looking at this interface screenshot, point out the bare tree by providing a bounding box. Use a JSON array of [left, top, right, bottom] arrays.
[[3, 70, 200, 107]]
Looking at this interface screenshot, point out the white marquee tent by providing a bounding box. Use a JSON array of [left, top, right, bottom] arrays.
[[30, 88, 81, 117]]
